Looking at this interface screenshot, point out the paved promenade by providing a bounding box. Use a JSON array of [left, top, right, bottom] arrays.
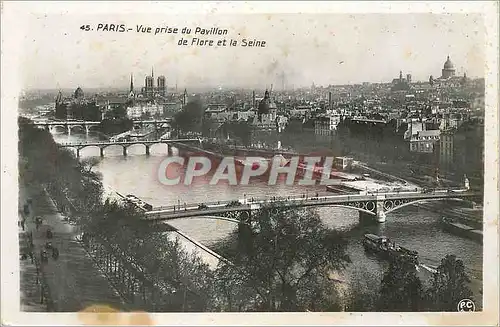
[[19, 184, 129, 312]]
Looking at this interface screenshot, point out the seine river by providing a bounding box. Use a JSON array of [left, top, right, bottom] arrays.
[[53, 132, 483, 307]]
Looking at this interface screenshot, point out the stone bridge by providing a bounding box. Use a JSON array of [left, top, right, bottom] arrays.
[[33, 119, 172, 135], [58, 138, 202, 157]]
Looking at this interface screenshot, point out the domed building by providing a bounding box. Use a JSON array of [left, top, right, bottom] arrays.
[[441, 56, 456, 79], [55, 86, 102, 121], [253, 89, 279, 130], [258, 90, 271, 116]]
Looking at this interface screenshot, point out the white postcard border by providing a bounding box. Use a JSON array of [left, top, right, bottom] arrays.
[[1, 1, 498, 326]]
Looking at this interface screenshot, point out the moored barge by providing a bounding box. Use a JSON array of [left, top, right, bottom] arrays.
[[440, 217, 482, 242]]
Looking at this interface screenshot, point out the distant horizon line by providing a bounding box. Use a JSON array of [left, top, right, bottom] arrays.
[[22, 76, 485, 94]]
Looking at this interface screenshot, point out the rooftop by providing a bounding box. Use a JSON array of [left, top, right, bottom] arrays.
[[418, 130, 440, 136]]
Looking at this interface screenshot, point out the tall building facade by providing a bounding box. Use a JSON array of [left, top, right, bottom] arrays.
[[157, 76, 166, 96]]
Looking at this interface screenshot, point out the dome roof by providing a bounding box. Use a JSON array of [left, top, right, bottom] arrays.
[[258, 90, 271, 115], [443, 56, 454, 70]]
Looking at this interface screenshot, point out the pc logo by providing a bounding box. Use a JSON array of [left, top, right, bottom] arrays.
[[457, 299, 475, 312]]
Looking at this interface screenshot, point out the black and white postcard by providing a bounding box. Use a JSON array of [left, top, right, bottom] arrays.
[[1, 1, 498, 326]]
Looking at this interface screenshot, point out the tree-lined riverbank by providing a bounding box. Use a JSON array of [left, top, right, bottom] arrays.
[[19, 116, 478, 312], [18, 117, 213, 311]]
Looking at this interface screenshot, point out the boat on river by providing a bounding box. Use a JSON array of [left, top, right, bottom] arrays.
[[362, 234, 419, 264]]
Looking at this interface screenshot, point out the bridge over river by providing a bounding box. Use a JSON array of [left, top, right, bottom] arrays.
[[33, 119, 172, 135], [143, 189, 480, 224], [58, 138, 201, 157]]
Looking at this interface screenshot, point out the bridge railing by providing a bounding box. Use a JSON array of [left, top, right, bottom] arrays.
[[57, 138, 201, 147], [149, 190, 479, 213], [151, 194, 365, 212]]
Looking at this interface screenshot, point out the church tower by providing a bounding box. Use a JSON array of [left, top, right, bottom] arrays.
[[183, 89, 188, 106], [130, 74, 134, 93]]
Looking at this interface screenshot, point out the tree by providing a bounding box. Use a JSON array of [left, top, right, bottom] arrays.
[[19, 117, 217, 311], [221, 120, 253, 146], [426, 254, 473, 311], [173, 99, 205, 134], [211, 203, 351, 312], [377, 256, 425, 311], [98, 116, 133, 136], [343, 271, 378, 312], [104, 105, 128, 120]]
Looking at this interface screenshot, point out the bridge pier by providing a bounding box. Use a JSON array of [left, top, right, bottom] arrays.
[[358, 200, 386, 224], [376, 200, 386, 223], [76, 148, 80, 158], [122, 146, 127, 156], [100, 147, 104, 157], [376, 210, 386, 223], [67, 125, 71, 136], [85, 125, 90, 135], [145, 145, 150, 156], [167, 144, 172, 155]]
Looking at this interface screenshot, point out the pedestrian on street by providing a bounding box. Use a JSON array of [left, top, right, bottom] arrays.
[[40, 249, 48, 263], [21, 219, 25, 231], [23, 204, 30, 216], [40, 284, 45, 304], [52, 247, 59, 260], [35, 217, 42, 230]]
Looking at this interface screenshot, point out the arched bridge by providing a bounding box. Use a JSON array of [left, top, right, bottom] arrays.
[[143, 189, 481, 224], [58, 138, 201, 157], [33, 119, 172, 135], [33, 120, 101, 135]]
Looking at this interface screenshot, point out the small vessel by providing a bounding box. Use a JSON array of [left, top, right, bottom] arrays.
[[362, 234, 418, 264]]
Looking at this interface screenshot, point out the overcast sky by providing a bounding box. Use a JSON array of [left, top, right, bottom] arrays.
[[19, 12, 484, 90]]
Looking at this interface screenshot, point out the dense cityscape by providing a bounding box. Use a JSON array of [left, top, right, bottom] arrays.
[[18, 53, 485, 314], [21, 55, 485, 187]]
